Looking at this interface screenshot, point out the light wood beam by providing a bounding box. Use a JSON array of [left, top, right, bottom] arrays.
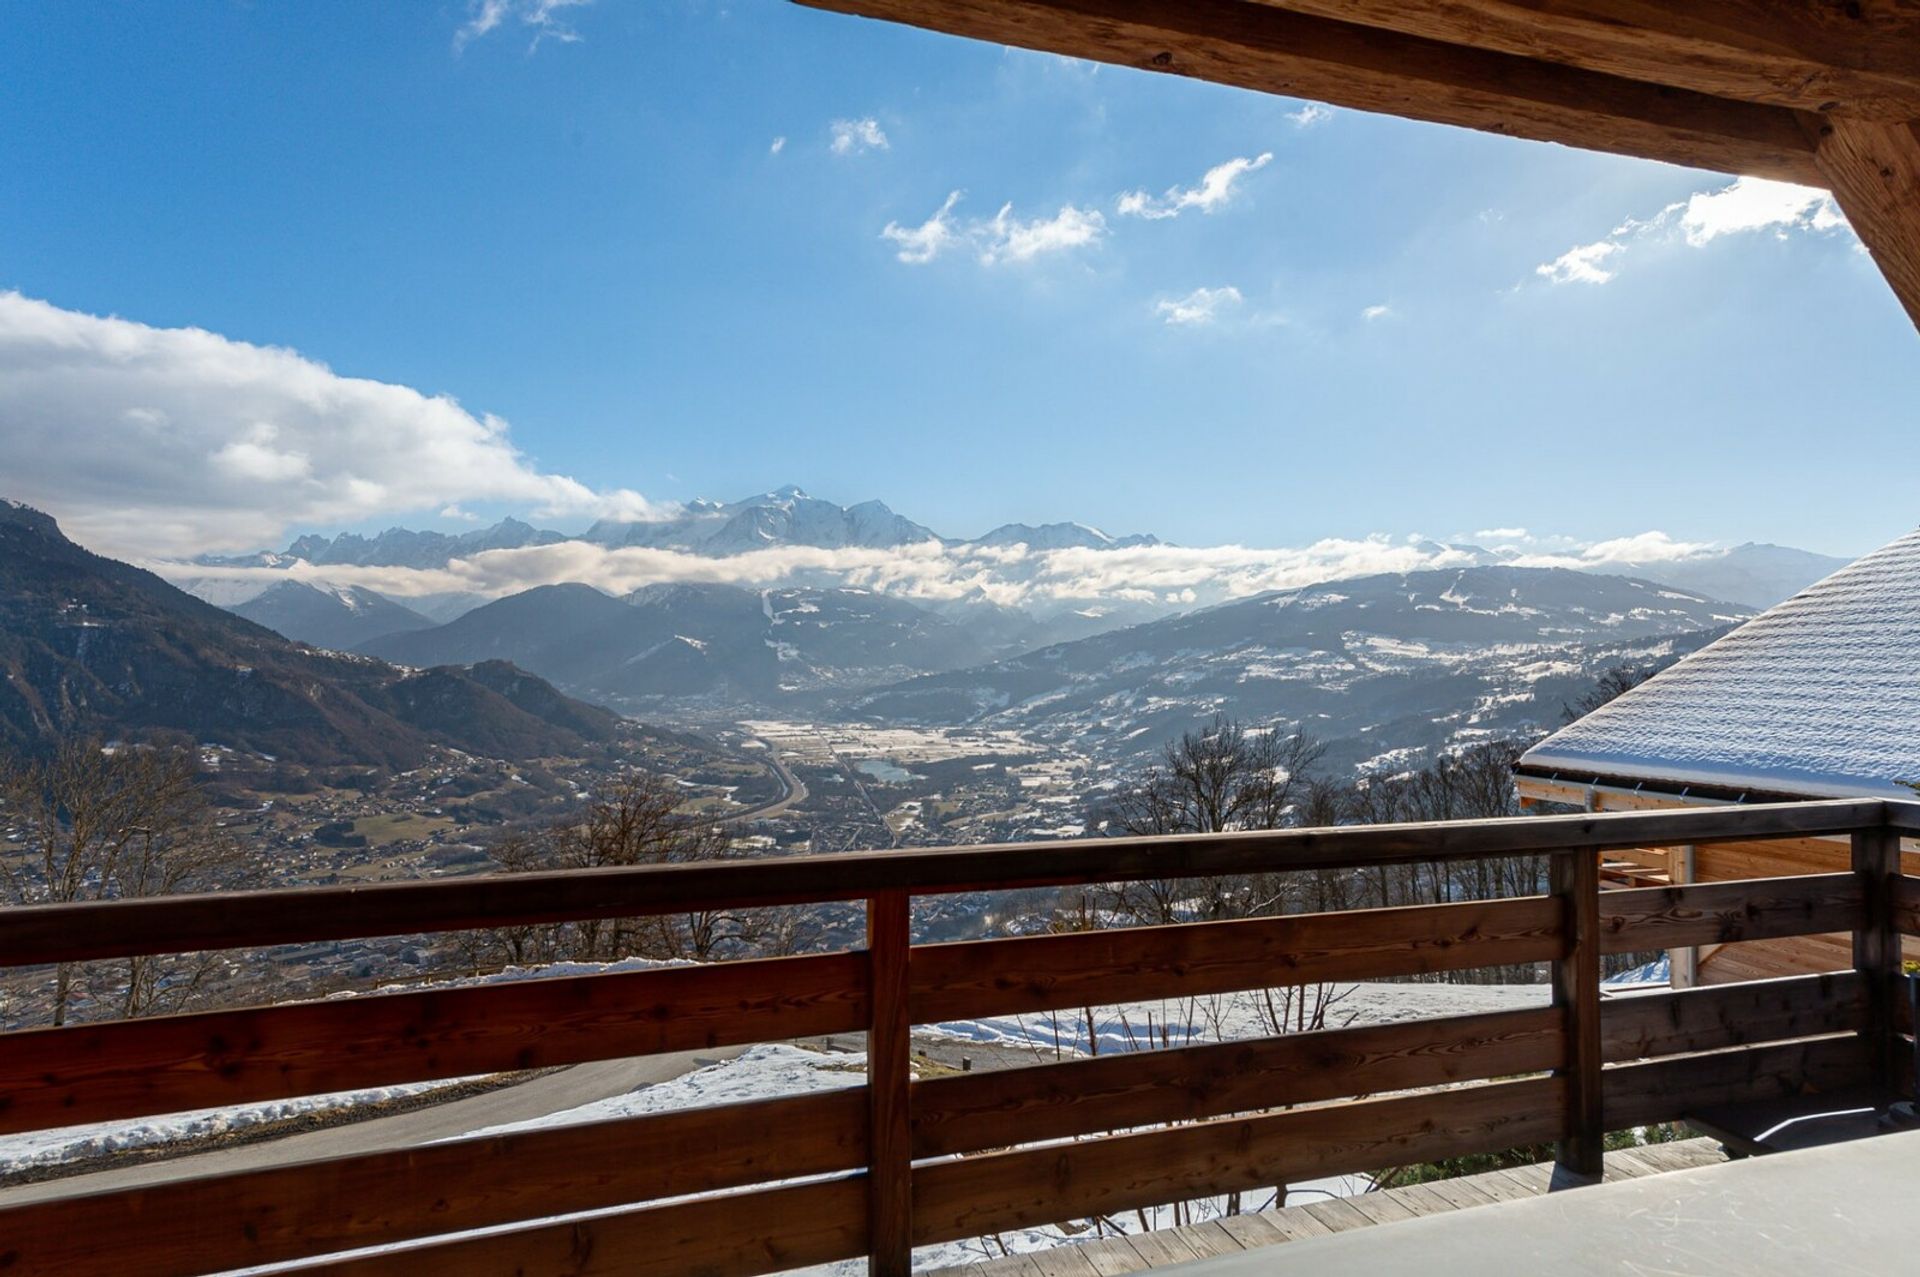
[[795, 0, 1823, 181], [1249, 1, 1920, 120], [1812, 115, 1920, 330]]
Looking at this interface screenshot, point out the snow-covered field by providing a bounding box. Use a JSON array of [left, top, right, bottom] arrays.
[[0, 1079, 463, 1176]]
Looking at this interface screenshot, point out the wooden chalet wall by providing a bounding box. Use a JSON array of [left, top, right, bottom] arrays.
[[794, 0, 1920, 334], [1518, 777, 1920, 985]]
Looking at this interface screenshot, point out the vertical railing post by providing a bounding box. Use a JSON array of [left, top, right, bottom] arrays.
[[1550, 848, 1603, 1180], [866, 891, 912, 1277], [1852, 827, 1901, 1091]]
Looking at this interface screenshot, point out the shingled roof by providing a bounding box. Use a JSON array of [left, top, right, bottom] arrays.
[[1518, 528, 1920, 800]]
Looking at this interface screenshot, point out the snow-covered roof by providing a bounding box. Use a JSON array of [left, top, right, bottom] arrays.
[[1519, 528, 1920, 800]]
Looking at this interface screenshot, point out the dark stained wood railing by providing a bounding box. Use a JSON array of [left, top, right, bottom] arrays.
[[0, 797, 1907, 1276]]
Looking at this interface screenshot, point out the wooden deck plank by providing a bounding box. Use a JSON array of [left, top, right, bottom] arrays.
[[1179, 1220, 1249, 1257], [1117, 1231, 1204, 1268], [1297, 1197, 1378, 1232], [1341, 1191, 1423, 1224], [1210, 1212, 1297, 1249], [929, 1140, 1731, 1276], [1376, 1181, 1467, 1217]]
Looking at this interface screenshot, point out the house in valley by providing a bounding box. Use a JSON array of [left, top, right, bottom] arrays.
[[1515, 527, 1920, 986]]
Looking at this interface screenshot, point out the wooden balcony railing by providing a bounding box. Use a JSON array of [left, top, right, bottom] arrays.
[[1, 798, 1916, 1276]]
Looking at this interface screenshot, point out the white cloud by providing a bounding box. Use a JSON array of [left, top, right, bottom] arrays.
[[1536, 239, 1620, 285], [881, 191, 962, 264], [1361, 303, 1392, 321], [978, 203, 1106, 265], [1156, 286, 1243, 326], [454, 0, 589, 52], [1679, 177, 1846, 245], [1287, 104, 1332, 128], [829, 118, 888, 155], [882, 194, 1105, 266], [441, 504, 482, 522], [0, 291, 668, 558], [1117, 152, 1273, 220], [1473, 527, 1528, 541], [158, 523, 1746, 621], [769, 136, 787, 156], [1533, 176, 1851, 287]]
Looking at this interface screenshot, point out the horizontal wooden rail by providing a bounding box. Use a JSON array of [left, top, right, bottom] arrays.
[[913, 1005, 1564, 1158], [1600, 972, 1866, 1065], [1600, 1034, 1868, 1129], [0, 1090, 867, 1276], [287, 1174, 870, 1277], [0, 954, 868, 1136], [911, 1075, 1566, 1245], [0, 800, 1881, 965], [911, 896, 1561, 1024], [1881, 801, 1920, 835], [1598, 873, 1862, 956], [1895, 874, 1920, 937]]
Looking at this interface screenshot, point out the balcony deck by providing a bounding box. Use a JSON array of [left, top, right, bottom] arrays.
[[932, 1138, 1730, 1276], [0, 798, 1914, 1275]]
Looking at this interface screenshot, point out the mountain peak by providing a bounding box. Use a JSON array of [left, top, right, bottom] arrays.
[[0, 498, 66, 542]]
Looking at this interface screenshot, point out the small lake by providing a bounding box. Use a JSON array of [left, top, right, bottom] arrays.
[[855, 759, 923, 784]]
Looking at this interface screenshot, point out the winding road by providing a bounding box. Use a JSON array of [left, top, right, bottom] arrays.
[[0, 1047, 742, 1207]]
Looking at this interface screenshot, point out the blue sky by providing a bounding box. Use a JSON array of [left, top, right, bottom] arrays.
[[1, 0, 1914, 564]]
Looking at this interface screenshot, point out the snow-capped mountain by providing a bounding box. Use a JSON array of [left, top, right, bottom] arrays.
[[971, 522, 1161, 551], [358, 580, 1030, 712], [848, 566, 1754, 771], [201, 517, 565, 570], [229, 580, 435, 650]]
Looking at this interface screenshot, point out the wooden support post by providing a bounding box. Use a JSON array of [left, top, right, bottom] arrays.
[[1551, 849, 1603, 1180], [866, 891, 913, 1277], [1671, 844, 1698, 990], [1852, 828, 1902, 1091]]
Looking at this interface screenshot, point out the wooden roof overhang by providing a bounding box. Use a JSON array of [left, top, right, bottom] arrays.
[[793, 0, 1920, 331]]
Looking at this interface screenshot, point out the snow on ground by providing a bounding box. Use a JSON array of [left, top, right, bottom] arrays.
[[924, 980, 1552, 1058], [460, 1043, 865, 1139], [0, 1080, 462, 1175]]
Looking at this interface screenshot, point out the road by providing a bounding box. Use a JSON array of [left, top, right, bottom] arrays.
[[724, 738, 808, 823], [0, 1047, 741, 1207]]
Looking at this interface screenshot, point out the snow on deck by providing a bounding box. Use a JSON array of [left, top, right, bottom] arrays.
[[1521, 528, 1920, 798]]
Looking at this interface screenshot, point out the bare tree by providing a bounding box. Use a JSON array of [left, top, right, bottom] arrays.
[[0, 739, 244, 1024], [1562, 662, 1665, 723], [472, 772, 748, 967]]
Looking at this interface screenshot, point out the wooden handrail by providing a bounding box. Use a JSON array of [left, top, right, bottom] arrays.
[[0, 800, 1906, 1277], [0, 799, 1881, 964]]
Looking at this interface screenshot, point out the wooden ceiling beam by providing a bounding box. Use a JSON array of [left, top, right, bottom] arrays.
[[796, 0, 1823, 182], [1248, 1, 1920, 121], [1812, 116, 1920, 329]]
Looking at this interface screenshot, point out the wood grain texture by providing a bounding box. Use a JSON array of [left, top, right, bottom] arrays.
[[911, 896, 1562, 1024], [0, 1090, 867, 1276], [793, 0, 1822, 181], [1598, 873, 1862, 955], [0, 800, 1880, 964], [911, 1076, 1566, 1245], [1601, 971, 1866, 1063], [1895, 873, 1920, 937], [912, 1006, 1564, 1157], [284, 1175, 869, 1277], [1601, 1033, 1868, 1128], [1815, 116, 1920, 332], [1245, 0, 1920, 118], [0, 953, 868, 1136], [866, 892, 914, 1277], [1550, 848, 1602, 1176]]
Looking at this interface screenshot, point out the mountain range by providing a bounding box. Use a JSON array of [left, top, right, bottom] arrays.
[[197, 485, 1159, 571], [0, 501, 619, 768], [848, 566, 1754, 770]]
